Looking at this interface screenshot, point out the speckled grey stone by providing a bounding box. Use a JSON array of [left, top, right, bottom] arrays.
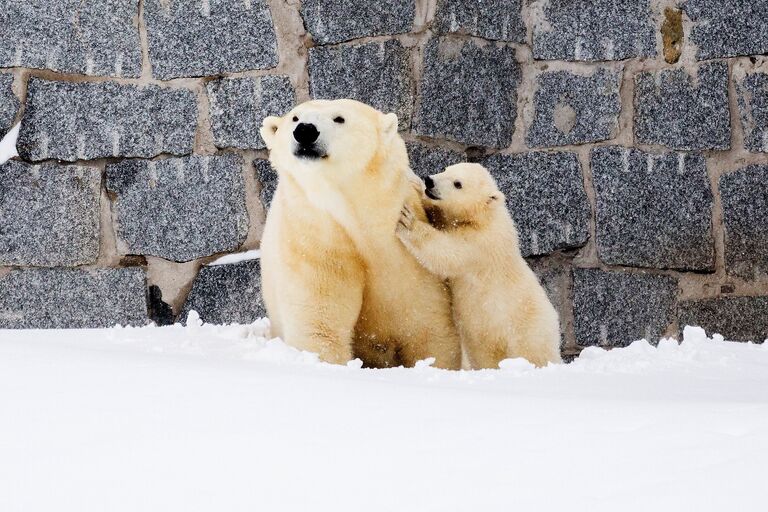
[[0, 268, 148, 329], [405, 142, 465, 178], [106, 154, 249, 262], [309, 40, 413, 129], [180, 259, 266, 325], [0, 74, 19, 136], [254, 159, 277, 210], [737, 72, 768, 153], [0, 161, 100, 267], [720, 165, 768, 280], [0, 0, 142, 77], [532, 0, 656, 61], [18, 78, 197, 162], [678, 296, 768, 343], [527, 68, 621, 147], [634, 62, 730, 151], [591, 146, 714, 271], [481, 151, 590, 257], [684, 0, 768, 60], [301, 0, 415, 45], [573, 268, 677, 347], [143, 0, 278, 80], [434, 0, 525, 42], [414, 37, 520, 148], [207, 76, 294, 150], [527, 258, 567, 346]]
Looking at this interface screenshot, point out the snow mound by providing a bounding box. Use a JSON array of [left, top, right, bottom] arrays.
[[1, 321, 766, 512], [0, 123, 19, 164]]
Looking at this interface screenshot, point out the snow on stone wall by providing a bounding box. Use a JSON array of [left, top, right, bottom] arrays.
[[0, 0, 766, 350]]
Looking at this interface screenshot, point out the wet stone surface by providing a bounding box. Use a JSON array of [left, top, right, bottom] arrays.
[[591, 146, 714, 271], [207, 76, 295, 150], [573, 268, 678, 347], [0, 268, 148, 329], [480, 151, 590, 257], [634, 62, 731, 151], [106, 154, 249, 263], [0, 160, 101, 267], [180, 259, 266, 325], [143, 0, 278, 79], [18, 78, 197, 162], [0, 0, 142, 77], [678, 296, 768, 343], [527, 67, 622, 147]]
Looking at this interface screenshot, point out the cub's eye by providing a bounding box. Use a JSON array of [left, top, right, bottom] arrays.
[[292, 116, 298, 122], [454, 181, 462, 189], [333, 116, 345, 124]]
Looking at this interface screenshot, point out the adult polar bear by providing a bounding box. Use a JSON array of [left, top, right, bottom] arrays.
[[259, 99, 462, 368]]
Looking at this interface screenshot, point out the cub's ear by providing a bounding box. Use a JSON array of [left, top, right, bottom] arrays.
[[487, 192, 504, 204], [381, 112, 399, 141], [260, 115, 282, 150]]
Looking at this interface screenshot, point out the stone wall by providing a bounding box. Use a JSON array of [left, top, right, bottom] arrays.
[[1, 0, 767, 351]]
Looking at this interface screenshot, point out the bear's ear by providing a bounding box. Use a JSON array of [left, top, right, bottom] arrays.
[[380, 112, 399, 142], [260, 115, 281, 150], [487, 192, 504, 204]]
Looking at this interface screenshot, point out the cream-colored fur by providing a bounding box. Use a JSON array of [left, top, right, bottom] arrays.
[[259, 99, 461, 368], [397, 163, 562, 368]]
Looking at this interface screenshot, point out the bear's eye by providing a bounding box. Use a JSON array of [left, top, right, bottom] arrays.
[[292, 116, 298, 122], [454, 181, 462, 189], [333, 116, 345, 124]]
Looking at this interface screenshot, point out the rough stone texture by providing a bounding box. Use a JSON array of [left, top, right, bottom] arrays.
[[481, 151, 590, 257], [532, 0, 656, 61], [0, 161, 100, 267], [634, 62, 731, 151], [736, 72, 768, 153], [573, 268, 678, 347], [405, 141, 465, 178], [301, 0, 415, 45], [143, 0, 278, 80], [0, 0, 142, 77], [591, 147, 714, 271], [414, 37, 520, 148], [0, 74, 18, 136], [18, 78, 197, 162], [719, 165, 768, 280], [254, 159, 278, 210], [309, 40, 413, 129], [106, 154, 249, 262], [180, 259, 266, 325], [678, 296, 768, 343], [0, 268, 147, 329], [207, 76, 294, 150], [528, 259, 568, 346], [684, 0, 768, 60], [527, 68, 622, 147], [434, 0, 525, 43]]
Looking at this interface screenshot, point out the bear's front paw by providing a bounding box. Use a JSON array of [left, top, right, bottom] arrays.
[[397, 204, 415, 231]]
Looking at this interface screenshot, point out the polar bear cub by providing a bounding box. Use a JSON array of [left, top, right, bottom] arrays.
[[396, 163, 562, 368]]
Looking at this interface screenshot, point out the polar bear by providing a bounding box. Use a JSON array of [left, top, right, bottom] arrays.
[[396, 163, 562, 368], [259, 99, 462, 368]]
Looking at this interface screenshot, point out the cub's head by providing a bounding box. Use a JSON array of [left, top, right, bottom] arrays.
[[423, 163, 503, 224], [260, 99, 399, 180]]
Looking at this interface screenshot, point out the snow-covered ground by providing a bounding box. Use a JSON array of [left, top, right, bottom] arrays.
[[0, 123, 19, 164], [1, 318, 766, 512]]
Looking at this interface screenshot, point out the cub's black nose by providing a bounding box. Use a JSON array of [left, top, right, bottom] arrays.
[[293, 122, 319, 145], [424, 176, 435, 189]]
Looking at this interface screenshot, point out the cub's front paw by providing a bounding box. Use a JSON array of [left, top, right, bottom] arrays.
[[397, 204, 415, 231]]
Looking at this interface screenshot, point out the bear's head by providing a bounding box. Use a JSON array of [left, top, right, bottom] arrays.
[[260, 99, 400, 182], [422, 163, 504, 225]]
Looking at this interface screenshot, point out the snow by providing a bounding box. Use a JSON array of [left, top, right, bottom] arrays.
[[0, 123, 19, 164], [207, 249, 261, 266], [1, 321, 767, 512]]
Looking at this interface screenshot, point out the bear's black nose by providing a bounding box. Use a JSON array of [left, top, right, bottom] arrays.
[[424, 176, 435, 189], [293, 122, 319, 146]]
